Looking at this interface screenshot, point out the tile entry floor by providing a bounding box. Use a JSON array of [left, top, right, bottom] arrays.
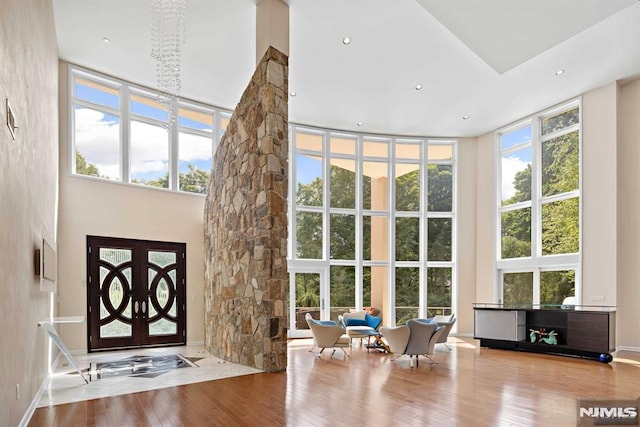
[[38, 345, 263, 407]]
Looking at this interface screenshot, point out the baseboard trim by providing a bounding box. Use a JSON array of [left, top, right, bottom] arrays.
[[453, 332, 474, 338], [616, 346, 640, 352], [18, 374, 50, 427]]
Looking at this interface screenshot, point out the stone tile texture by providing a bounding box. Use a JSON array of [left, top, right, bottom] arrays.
[[204, 47, 288, 372]]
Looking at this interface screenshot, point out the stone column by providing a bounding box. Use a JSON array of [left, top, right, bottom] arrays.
[[204, 46, 288, 372]]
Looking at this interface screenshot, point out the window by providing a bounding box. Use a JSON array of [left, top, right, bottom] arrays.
[[73, 73, 121, 180], [497, 101, 580, 305], [70, 66, 222, 194], [289, 125, 456, 332]]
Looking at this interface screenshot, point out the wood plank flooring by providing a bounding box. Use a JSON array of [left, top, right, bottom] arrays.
[[29, 338, 640, 426]]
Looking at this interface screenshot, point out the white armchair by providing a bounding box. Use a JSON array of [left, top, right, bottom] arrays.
[[305, 313, 350, 357]]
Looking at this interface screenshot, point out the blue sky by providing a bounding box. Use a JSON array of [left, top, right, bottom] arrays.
[[296, 154, 322, 185]]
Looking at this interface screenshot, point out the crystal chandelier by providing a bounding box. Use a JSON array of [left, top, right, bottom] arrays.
[[150, 0, 187, 114]]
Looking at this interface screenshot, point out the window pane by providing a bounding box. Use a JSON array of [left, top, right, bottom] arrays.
[[296, 132, 323, 152], [501, 207, 531, 258], [395, 267, 419, 324], [363, 161, 388, 210], [296, 154, 322, 206], [427, 268, 452, 317], [178, 106, 213, 132], [501, 147, 532, 205], [363, 267, 372, 308], [330, 136, 356, 156], [427, 144, 453, 160], [396, 166, 420, 211], [503, 272, 533, 305], [542, 107, 579, 136], [296, 211, 323, 259], [428, 218, 452, 261], [428, 165, 453, 211], [542, 131, 578, 197], [363, 140, 388, 158], [363, 215, 388, 261], [130, 92, 169, 122], [74, 106, 120, 180], [330, 159, 355, 208], [540, 270, 575, 305], [500, 125, 531, 151], [542, 198, 579, 255], [330, 266, 355, 317], [395, 143, 420, 160], [74, 76, 120, 109], [295, 273, 320, 329], [179, 132, 212, 194], [396, 217, 419, 261], [330, 213, 355, 260], [220, 114, 230, 138], [130, 120, 169, 188]]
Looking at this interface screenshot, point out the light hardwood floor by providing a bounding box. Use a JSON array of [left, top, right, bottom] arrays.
[[30, 338, 640, 426]]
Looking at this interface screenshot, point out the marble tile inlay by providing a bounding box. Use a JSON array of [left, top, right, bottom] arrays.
[[38, 346, 262, 407]]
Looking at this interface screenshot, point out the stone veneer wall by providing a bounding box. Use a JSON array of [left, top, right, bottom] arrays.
[[204, 47, 288, 372]]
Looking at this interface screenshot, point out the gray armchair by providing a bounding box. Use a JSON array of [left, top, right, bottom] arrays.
[[380, 319, 444, 366], [431, 314, 456, 351]]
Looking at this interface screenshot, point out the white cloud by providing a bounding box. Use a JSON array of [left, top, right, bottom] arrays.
[[75, 108, 120, 179], [178, 132, 213, 162], [501, 156, 530, 200], [74, 108, 213, 178], [130, 120, 169, 174]]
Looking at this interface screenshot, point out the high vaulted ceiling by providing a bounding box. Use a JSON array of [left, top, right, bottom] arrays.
[[53, 0, 640, 137]]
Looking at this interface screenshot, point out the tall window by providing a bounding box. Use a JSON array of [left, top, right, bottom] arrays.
[[497, 101, 580, 305], [70, 67, 222, 194], [290, 125, 456, 330]]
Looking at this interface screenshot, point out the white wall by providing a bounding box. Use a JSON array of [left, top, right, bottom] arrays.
[[57, 63, 206, 352], [473, 81, 640, 349], [618, 77, 640, 350], [474, 131, 496, 305], [456, 137, 478, 334], [582, 83, 618, 305], [0, 1, 58, 425]]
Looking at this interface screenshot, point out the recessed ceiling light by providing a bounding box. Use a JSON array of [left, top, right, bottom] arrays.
[[290, 91, 296, 97], [555, 69, 565, 76], [415, 84, 423, 91], [356, 122, 363, 126], [342, 36, 351, 45], [462, 115, 470, 120], [102, 37, 110, 43]]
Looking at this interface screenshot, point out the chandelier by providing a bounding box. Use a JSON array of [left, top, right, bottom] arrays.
[[150, 0, 187, 114]]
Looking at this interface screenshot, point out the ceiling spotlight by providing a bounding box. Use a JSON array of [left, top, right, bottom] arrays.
[[290, 91, 296, 97], [415, 84, 423, 90], [102, 37, 110, 43], [555, 69, 565, 76], [342, 36, 351, 45], [462, 115, 470, 120], [356, 122, 363, 126]]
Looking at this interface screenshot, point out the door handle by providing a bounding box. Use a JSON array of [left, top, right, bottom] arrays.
[[134, 301, 139, 314], [142, 301, 146, 314]]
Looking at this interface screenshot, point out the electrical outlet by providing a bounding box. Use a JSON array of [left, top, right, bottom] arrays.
[[16, 384, 19, 400]]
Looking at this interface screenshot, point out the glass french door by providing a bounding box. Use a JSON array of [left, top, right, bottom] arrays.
[[289, 268, 328, 338], [87, 236, 186, 351]]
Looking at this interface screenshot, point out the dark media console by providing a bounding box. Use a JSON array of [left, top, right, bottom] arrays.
[[473, 304, 616, 362]]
